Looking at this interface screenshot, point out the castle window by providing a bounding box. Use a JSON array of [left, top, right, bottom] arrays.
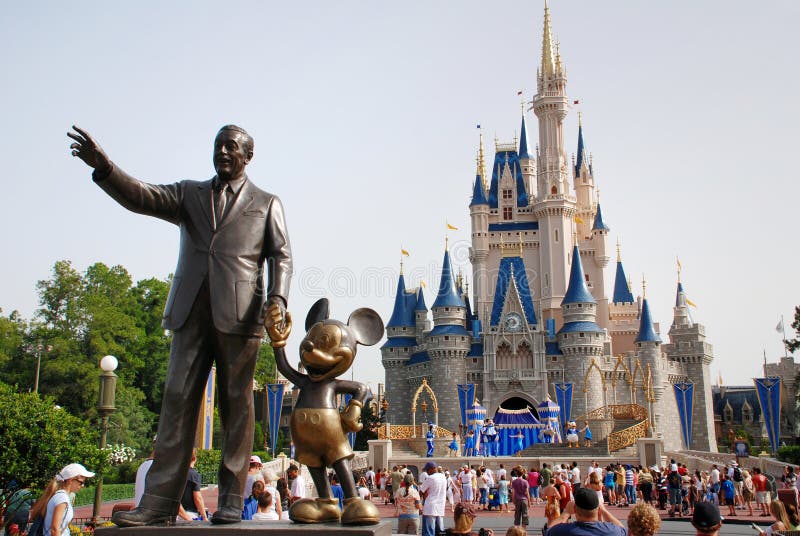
[[473, 358, 478, 363], [554, 229, 559, 242], [445, 336, 450, 341], [742, 407, 753, 424], [502, 189, 513, 200], [579, 333, 585, 337], [724, 405, 734, 423], [551, 185, 557, 195], [503, 207, 513, 220], [585, 274, 589, 282]]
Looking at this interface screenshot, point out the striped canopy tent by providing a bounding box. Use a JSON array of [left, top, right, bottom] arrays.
[[466, 400, 487, 454], [493, 406, 542, 454], [537, 396, 562, 443]]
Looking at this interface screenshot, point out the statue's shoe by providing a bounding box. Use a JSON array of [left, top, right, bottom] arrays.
[[111, 507, 171, 527], [341, 497, 380, 525], [211, 506, 242, 524], [289, 498, 341, 523]]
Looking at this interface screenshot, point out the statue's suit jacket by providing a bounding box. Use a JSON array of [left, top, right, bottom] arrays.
[[94, 166, 292, 336]]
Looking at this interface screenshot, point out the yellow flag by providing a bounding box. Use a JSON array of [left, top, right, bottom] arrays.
[[401, 249, 410, 257], [686, 298, 697, 308], [574, 216, 584, 224], [420, 280, 427, 288], [446, 222, 459, 231]]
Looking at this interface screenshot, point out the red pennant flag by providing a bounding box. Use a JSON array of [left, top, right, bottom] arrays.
[[573, 100, 580, 104], [517, 90, 523, 96]]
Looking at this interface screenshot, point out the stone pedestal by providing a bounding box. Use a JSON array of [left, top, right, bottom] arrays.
[[368, 439, 392, 470], [637, 437, 664, 468], [97, 520, 392, 536]]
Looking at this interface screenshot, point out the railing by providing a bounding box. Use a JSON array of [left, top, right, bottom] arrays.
[[608, 419, 649, 452], [377, 424, 452, 440], [577, 404, 648, 421]]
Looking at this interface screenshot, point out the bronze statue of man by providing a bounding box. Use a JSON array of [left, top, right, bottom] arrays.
[[68, 125, 292, 525]]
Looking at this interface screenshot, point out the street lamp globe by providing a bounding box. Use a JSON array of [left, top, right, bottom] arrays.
[[100, 355, 119, 372]]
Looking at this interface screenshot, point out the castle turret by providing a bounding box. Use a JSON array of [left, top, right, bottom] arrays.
[[635, 295, 665, 437], [519, 112, 536, 198], [381, 268, 420, 424], [427, 244, 470, 432], [470, 132, 491, 332], [573, 117, 595, 238], [414, 287, 430, 341], [557, 245, 605, 416], [663, 275, 718, 451], [608, 241, 639, 354], [532, 1, 577, 327]]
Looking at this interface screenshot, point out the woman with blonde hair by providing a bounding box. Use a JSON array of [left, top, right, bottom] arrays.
[[627, 503, 661, 536], [757, 499, 797, 535], [587, 470, 604, 505], [29, 464, 94, 536]]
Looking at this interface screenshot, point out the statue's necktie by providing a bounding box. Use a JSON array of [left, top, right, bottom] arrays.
[[215, 183, 231, 223]]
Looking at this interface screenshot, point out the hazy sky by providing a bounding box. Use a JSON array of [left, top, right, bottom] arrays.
[[2, 1, 798, 390]]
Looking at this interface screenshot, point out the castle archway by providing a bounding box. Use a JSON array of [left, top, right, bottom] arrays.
[[491, 392, 540, 420]]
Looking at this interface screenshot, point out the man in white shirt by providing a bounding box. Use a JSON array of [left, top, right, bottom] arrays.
[[571, 463, 581, 491], [710, 464, 721, 494], [496, 464, 507, 482], [419, 462, 446, 536], [365, 466, 376, 489], [288, 465, 306, 504], [483, 466, 495, 487], [459, 465, 473, 502]]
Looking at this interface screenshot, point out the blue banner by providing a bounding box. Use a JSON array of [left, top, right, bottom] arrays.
[[554, 382, 573, 431], [673, 382, 694, 449], [457, 384, 475, 428], [754, 377, 782, 453], [342, 394, 357, 449], [267, 383, 285, 455]]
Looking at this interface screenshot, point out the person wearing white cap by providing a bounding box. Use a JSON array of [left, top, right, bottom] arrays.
[[244, 456, 265, 501], [29, 464, 94, 536]]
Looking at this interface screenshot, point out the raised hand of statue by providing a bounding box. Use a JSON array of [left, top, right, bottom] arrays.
[[67, 126, 112, 173], [266, 304, 292, 348], [341, 399, 363, 433]]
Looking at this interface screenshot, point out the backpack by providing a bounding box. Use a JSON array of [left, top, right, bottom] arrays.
[[733, 467, 743, 482], [28, 516, 44, 536]]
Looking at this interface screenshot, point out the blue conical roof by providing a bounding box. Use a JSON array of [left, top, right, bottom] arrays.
[[575, 123, 586, 177], [470, 176, 488, 206], [675, 282, 685, 307], [635, 298, 661, 343], [519, 114, 531, 160], [612, 261, 634, 304], [415, 287, 428, 311], [432, 249, 465, 308], [592, 204, 609, 231], [562, 246, 596, 305], [387, 274, 415, 328]]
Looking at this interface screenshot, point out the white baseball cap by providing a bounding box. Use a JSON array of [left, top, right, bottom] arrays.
[[57, 463, 95, 482]]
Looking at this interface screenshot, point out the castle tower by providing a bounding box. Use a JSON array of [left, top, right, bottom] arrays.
[[663, 278, 718, 451], [573, 116, 594, 237], [469, 133, 491, 332], [519, 112, 536, 199], [557, 245, 605, 417], [427, 244, 470, 432], [414, 287, 430, 342], [608, 241, 640, 354], [532, 1, 577, 327], [381, 268, 419, 424]]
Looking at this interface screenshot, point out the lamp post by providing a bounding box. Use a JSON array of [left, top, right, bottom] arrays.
[[93, 355, 118, 524], [26, 342, 52, 393]]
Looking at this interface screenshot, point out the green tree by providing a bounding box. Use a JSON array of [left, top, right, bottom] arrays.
[[355, 399, 379, 451], [0, 384, 105, 490], [786, 306, 800, 354], [0, 309, 26, 376]]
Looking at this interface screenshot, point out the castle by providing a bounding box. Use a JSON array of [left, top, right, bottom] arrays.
[[380, 3, 717, 453]]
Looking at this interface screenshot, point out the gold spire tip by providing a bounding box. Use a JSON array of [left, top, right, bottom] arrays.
[[616, 238, 621, 263]]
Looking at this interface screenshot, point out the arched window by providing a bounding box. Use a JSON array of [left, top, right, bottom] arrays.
[[518, 342, 533, 369], [496, 343, 512, 370], [551, 185, 557, 195]]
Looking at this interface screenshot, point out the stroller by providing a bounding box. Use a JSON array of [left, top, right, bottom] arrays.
[[486, 487, 502, 510]]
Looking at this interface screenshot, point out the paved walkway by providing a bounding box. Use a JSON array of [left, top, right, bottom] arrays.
[[73, 486, 774, 530]]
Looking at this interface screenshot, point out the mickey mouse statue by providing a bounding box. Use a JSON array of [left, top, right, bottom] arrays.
[[266, 298, 383, 525]]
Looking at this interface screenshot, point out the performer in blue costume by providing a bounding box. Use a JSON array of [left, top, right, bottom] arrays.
[[426, 424, 435, 457], [581, 420, 593, 448], [464, 429, 475, 456], [482, 419, 499, 456], [512, 428, 524, 456], [448, 432, 459, 457]]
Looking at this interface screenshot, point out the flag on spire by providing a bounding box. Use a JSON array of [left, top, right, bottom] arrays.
[[776, 318, 784, 333], [447, 222, 459, 231], [401, 248, 410, 257]]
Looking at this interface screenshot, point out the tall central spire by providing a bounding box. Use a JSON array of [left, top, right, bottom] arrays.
[[541, 0, 556, 80]]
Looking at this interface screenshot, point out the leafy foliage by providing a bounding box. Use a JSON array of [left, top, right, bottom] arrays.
[[777, 445, 800, 465], [786, 306, 800, 354], [0, 384, 105, 490]]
